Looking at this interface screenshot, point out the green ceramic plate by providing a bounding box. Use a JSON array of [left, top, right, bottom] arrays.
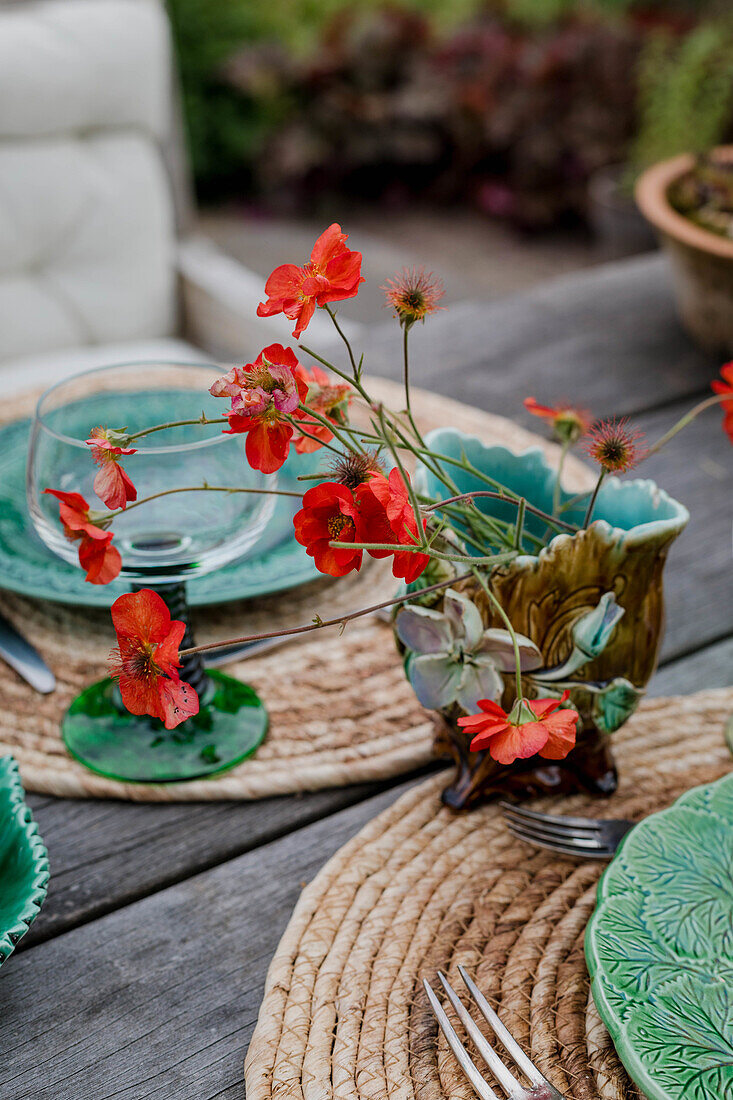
[[586, 771, 733, 1100], [0, 415, 320, 608], [0, 756, 49, 965]]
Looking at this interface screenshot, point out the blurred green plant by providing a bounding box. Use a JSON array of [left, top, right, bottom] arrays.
[[627, 21, 733, 183]]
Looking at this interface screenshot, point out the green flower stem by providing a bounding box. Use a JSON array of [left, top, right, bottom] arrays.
[[514, 497, 526, 552], [402, 325, 425, 447], [583, 470, 606, 527], [423, 491, 577, 533], [323, 304, 360, 378], [470, 567, 524, 703], [299, 344, 371, 403], [283, 415, 343, 457], [108, 483, 302, 519], [332, 540, 517, 568], [179, 570, 474, 658], [127, 416, 228, 441], [294, 402, 364, 454], [376, 405, 427, 542], [553, 439, 570, 517], [646, 391, 730, 455]]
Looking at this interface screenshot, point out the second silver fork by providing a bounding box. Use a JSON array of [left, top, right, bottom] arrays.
[[424, 965, 565, 1099]]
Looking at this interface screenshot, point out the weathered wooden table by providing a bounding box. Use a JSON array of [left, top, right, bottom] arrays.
[[2, 254, 731, 1098]]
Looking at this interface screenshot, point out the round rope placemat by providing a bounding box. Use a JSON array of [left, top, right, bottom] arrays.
[[1, 378, 592, 801], [245, 685, 733, 1099]]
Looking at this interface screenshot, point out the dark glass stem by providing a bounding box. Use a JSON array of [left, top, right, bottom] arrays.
[[133, 581, 208, 697]]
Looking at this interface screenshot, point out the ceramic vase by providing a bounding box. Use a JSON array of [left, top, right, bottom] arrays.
[[397, 428, 689, 810]]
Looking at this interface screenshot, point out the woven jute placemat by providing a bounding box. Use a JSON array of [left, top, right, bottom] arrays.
[[245, 685, 733, 1099], [1, 378, 592, 801]]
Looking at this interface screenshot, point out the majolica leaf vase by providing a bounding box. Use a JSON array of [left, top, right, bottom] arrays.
[[396, 428, 689, 810]]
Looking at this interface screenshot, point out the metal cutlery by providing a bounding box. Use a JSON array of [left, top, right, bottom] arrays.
[[500, 801, 635, 860], [424, 964, 566, 1099], [0, 610, 56, 694]]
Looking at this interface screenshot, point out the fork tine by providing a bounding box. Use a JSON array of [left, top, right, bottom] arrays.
[[437, 971, 524, 1099], [504, 819, 615, 859], [499, 800, 605, 831], [457, 966, 549, 1091], [423, 979, 502, 1100], [500, 803, 604, 838], [502, 817, 608, 849]]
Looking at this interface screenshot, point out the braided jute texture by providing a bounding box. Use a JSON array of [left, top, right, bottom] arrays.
[[0, 378, 592, 801], [245, 686, 733, 1100]]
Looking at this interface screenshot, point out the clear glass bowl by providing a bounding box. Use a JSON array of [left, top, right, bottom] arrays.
[[27, 361, 276, 583]]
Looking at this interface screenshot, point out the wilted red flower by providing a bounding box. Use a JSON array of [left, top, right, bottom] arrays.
[[712, 362, 733, 444], [257, 224, 364, 339], [382, 267, 444, 328], [357, 468, 430, 583], [209, 344, 307, 473], [86, 428, 137, 510], [43, 489, 121, 585], [108, 589, 199, 730], [293, 482, 363, 577], [524, 397, 591, 444], [584, 417, 646, 474], [457, 690, 579, 766], [292, 365, 352, 453]]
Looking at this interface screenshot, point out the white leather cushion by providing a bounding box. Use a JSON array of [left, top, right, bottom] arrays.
[[0, 132, 177, 361], [0, 337, 210, 398], [0, 0, 171, 139]]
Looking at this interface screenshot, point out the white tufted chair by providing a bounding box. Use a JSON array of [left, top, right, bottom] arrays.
[[0, 0, 339, 397]]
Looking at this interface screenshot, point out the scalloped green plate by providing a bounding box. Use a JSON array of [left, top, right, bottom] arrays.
[[586, 771, 733, 1100], [0, 414, 320, 608], [0, 756, 49, 966]]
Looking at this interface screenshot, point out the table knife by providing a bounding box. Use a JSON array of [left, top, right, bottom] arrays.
[[0, 612, 56, 693]]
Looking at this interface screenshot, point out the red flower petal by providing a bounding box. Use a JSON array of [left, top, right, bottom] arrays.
[[244, 419, 293, 473], [78, 534, 122, 585], [111, 589, 172, 644], [483, 720, 550, 765], [158, 677, 199, 730], [537, 708, 579, 760]]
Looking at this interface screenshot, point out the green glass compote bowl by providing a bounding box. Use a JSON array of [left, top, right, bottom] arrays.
[[26, 362, 277, 783]]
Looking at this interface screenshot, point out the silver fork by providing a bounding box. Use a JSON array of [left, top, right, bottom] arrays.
[[424, 965, 565, 1099], [499, 801, 635, 860]]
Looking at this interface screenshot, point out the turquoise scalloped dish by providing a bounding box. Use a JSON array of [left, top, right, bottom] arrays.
[[586, 772, 733, 1100], [0, 756, 49, 966], [0, 413, 321, 608]]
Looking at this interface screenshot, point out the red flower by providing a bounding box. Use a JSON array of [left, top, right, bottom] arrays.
[[292, 365, 352, 454], [86, 428, 137, 510], [293, 482, 363, 577], [109, 589, 199, 730], [43, 489, 121, 585], [209, 344, 308, 473], [584, 417, 646, 474], [524, 397, 591, 444], [357, 468, 430, 583], [382, 267, 444, 328], [457, 691, 579, 766], [712, 362, 733, 444], [257, 224, 364, 338]]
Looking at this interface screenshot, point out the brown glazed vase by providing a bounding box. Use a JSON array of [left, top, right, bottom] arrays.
[[399, 430, 689, 810]]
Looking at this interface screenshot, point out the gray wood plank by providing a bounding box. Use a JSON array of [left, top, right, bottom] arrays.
[[22, 774, 430, 949], [634, 401, 732, 661], [0, 781, 418, 1100], [651, 636, 732, 696], [329, 254, 720, 418]]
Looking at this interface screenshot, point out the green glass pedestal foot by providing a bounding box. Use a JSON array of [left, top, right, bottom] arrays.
[[62, 671, 268, 783]]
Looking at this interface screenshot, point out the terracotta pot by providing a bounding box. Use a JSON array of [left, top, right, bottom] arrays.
[[635, 147, 733, 354], [396, 429, 689, 810]]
